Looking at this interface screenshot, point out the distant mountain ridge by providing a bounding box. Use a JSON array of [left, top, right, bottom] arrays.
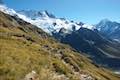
[[95, 19, 120, 42]]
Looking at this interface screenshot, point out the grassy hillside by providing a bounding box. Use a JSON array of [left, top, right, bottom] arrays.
[[0, 11, 120, 80]]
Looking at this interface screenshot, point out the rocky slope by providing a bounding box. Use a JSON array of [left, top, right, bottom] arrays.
[[0, 11, 120, 80]]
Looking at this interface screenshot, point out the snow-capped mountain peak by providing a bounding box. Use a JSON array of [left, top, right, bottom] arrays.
[[18, 10, 55, 20], [96, 19, 120, 32], [40, 10, 55, 18], [99, 19, 111, 23], [95, 19, 120, 41]]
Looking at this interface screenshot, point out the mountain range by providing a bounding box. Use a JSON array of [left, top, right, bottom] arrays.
[[0, 4, 120, 80], [16, 9, 120, 70], [17, 10, 120, 42]]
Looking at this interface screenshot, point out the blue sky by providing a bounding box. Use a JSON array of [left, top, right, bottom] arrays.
[[3, 0, 120, 24]]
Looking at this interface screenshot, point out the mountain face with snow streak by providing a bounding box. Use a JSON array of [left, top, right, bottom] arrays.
[[96, 19, 120, 42]]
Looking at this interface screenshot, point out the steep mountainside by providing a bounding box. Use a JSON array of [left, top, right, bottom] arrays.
[[0, 11, 120, 80]]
